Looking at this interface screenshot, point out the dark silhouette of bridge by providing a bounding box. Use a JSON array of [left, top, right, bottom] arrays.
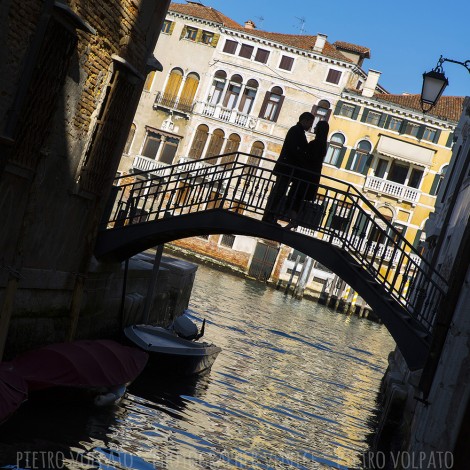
[[95, 153, 447, 371]]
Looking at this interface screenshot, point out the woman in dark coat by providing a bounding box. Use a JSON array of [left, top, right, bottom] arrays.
[[285, 120, 329, 228]]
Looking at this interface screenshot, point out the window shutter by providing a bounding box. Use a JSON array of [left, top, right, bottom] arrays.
[[180, 25, 187, 39], [353, 210, 369, 237], [324, 109, 332, 122], [416, 125, 425, 140], [445, 132, 454, 147], [345, 149, 356, 170], [378, 113, 388, 128], [361, 108, 370, 123], [412, 229, 423, 249], [169, 21, 175, 35], [195, 29, 203, 43], [333, 100, 344, 115], [384, 115, 392, 129], [429, 173, 440, 196], [336, 147, 347, 168], [399, 119, 408, 134], [258, 92, 270, 118], [326, 202, 337, 228], [351, 106, 360, 120], [433, 129, 441, 144], [362, 154, 373, 175], [211, 33, 220, 47], [272, 95, 285, 122]]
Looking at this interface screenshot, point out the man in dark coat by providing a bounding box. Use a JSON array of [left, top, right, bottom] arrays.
[[262, 112, 314, 224]]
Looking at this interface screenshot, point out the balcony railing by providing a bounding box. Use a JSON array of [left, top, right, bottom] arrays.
[[132, 155, 169, 176], [364, 175, 420, 203], [154, 92, 195, 114], [201, 102, 258, 129]]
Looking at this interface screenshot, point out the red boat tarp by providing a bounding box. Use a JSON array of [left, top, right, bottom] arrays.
[[12, 339, 148, 391], [0, 363, 28, 424]]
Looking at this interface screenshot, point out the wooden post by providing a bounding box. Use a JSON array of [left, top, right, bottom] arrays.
[[142, 245, 164, 324], [285, 255, 300, 296]]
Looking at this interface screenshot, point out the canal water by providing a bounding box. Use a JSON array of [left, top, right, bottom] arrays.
[[0, 261, 395, 470]]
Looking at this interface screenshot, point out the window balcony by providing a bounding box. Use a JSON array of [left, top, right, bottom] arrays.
[[154, 92, 195, 114], [200, 102, 258, 129], [132, 155, 169, 176], [364, 175, 420, 203]]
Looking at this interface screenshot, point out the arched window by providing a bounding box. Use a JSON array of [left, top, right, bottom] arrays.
[[124, 123, 136, 154], [259, 86, 284, 122], [208, 70, 227, 104], [162, 68, 183, 106], [239, 79, 259, 114], [144, 71, 155, 91], [221, 133, 241, 165], [189, 124, 209, 160], [223, 74, 242, 109], [430, 164, 448, 196], [311, 99, 331, 129], [179, 72, 199, 112], [205, 128, 225, 160], [249, 141, 264, 159], [346, 139, 372, 175], [324, 133, 345, 167]]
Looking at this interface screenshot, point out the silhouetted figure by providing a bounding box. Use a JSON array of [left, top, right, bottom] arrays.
[[285, 120, 329, 229], [262, 112, 314, 225]]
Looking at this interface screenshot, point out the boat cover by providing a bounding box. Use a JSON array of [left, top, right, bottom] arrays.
[[0, 363, 28, 424], [172, 315, 199, 340], [12, 339, 148, 391]]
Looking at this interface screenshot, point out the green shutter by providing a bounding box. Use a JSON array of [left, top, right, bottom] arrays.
[[351, 106, 360, 120], [326, 202, 337, 228], [353, 210, 369, 237], [416, 125, 425, 140], [445, 132, 454, 147], [345, 149, 356, 170], [384, 115, 392, 129], [399, 119, 408, 134], [433, 129, 441, 144], [334, 100, 344, 115], [378, 113, 388, 128], [361, 155, 373, 175], [361, 108, 370, 123], [336, 147, 347, 168], [412, 229, 423, 249], [429, 173, 440, 196]]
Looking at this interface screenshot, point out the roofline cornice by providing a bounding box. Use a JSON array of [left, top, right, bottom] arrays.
[[168, 10, 227, 29], [341, 91, 458, 128]]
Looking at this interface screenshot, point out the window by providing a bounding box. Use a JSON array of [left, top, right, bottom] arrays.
[[159, 136, 179, 164], [208, 70, 226, 104], [184, 26, 198, 41], [423, 127, 437, 142], [388, 117, 402, 131], [279, 55, 294, 71], [255, 48, 270, 63], [324, 133, 345, 166], [365, 111, 381, 126], [178, 72, 199, 112], [259, 86, 284, 122], [223, 39, 237, 54], [349, 140, 372, 175], [124, 123, 136, 154], [375, 158, 388, 178], [388, 161, 408, 184], [338, 103, 356, 119], [201, 31, 214, 45], [430, 165, 448, 196], [239, 44, 254, 59], [189, 124, 209, 160], [311, 100, 331, 128], [326, 69, 342, 84], [288, 249, 306, 263], [403, 122, 420, 137], [222, 75, 242, 109], [220, 234, 236, 248], [142, 131, 161, 159], [162, 68, 183, 106], [223, 133, 241, 161], [161, 20, 172, 34], [205, 128, 225, 159], [408, 168, 423, 189], [143, 70, 155, 91], [249, 141, 264, 158], [239, 79, 258, 114]]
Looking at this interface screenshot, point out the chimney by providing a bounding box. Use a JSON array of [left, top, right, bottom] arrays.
[[362, 69, 381, 97], [313, 33, 327, 53], [244, 20, 256, 30]]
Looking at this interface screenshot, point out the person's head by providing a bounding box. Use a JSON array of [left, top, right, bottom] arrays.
[[314, 120, 329, 140], [298, 112, 314, 130]]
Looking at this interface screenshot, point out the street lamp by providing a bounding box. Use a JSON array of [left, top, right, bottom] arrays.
[[421, 55, 470, 112]]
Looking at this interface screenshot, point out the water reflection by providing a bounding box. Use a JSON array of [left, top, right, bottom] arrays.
[[0, 262, 395, 469]]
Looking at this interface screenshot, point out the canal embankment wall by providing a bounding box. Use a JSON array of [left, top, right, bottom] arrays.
[[3, 254, 197, 360]]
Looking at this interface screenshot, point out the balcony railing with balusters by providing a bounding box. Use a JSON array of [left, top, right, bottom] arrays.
[[154, 92, 195, 114], [364, 175, 420, 203], [200, 102, 258, 129]]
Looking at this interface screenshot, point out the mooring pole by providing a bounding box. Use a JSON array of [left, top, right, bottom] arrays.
[[142, 244, 164, 324]]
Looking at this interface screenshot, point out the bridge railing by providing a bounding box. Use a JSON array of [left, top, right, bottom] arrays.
[[105, 152, 447, 332]]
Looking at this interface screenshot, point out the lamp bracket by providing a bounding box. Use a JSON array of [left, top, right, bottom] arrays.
[[435, 55, 470, 74]]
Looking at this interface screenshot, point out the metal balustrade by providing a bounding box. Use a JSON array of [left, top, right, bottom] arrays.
[[103, 152, 447, 334]]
